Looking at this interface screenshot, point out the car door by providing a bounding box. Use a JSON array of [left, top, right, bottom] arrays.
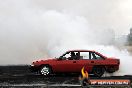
[[54, 52, 78, 72], [90, 52, 106, 65], [76, 51, 106, 72], [74, 51, 92, 72]]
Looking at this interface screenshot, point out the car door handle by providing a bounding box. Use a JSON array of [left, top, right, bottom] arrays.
[[73, 61, 76, 63], [91, 61, 94, 63]]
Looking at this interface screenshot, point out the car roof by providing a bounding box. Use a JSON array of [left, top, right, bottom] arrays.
[[67, 49, 96, 52], [67, 49, 107, 58]]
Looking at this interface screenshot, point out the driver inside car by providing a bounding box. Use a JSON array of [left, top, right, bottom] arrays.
[[69, 52, 78, 60]]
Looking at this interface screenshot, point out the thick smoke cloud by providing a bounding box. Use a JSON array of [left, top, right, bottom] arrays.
[[0, 0, 115, 64], [0, 0, 132, 75]]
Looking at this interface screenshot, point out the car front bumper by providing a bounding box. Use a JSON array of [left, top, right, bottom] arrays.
[[29, 65, 40, 72]]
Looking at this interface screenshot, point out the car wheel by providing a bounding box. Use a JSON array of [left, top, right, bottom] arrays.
[[107, 68, 116, 73], [40, 65, 52, 76], [92, 66, 105, 77]]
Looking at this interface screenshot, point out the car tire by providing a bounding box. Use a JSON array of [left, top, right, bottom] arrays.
[[40, 65, 52, 76], [106, 67, 116, 73], [92, 66, 105, 77]]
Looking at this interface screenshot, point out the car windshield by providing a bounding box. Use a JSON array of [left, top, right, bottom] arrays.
[[58, 52, 69, 60]]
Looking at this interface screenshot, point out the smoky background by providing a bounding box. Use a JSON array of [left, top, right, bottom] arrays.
[[0, 0, 132, 75]]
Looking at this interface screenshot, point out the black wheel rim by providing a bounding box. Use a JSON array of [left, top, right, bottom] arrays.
[[93, 67, 104, 77]]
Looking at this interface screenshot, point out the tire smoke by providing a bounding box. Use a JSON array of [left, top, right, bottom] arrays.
[[0, 0, 132, 75]]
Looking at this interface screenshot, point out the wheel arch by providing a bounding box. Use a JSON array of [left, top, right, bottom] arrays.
[[92, 65, 106, 70], [105, 65, 119, 73]]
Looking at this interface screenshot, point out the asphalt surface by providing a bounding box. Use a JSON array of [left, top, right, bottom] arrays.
[[0, 65, 132, 88], [0, 65, 80, 88]]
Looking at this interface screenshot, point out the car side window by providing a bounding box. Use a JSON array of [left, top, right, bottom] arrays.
[[66, 52, 80, 60], [61, 52, 70, 60], [91, 52, 104, 60], [61, 52, 77, 60], [64, 53, 71, 58], [80, 52, 90, 59]]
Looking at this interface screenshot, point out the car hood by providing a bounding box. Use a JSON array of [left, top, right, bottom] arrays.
[[43, 58, 57, 61], [33, 58, 57, 63]]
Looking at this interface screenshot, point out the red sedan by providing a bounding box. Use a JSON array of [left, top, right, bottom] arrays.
[[30, 50, 120, 77]]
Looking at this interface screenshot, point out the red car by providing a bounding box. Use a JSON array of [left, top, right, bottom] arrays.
[[30, 50, 120, 77]]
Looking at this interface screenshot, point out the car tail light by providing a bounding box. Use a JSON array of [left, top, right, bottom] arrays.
[[117, 59, 120, 65]]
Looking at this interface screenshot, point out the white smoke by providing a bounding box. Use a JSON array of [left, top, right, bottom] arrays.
[[0, 0, 132, 75], [0, 9, 115, 64]]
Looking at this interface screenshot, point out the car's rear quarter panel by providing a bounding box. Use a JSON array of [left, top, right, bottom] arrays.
[[79, 59, 119, 72]]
